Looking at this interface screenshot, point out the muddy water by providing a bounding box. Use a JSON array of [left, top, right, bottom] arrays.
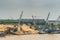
[[0, 34, 60, 40]]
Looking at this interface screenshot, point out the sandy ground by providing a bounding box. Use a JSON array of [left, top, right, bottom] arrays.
[[0, 34, 60, 40]]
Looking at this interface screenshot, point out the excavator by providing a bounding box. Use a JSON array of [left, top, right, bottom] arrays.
[[38, 12, 52, 34], [44, 12, 55, 34]]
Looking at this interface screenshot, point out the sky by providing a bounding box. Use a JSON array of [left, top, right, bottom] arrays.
[[0, 0, 60, 20]]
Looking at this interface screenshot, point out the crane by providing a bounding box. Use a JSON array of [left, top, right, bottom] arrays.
[[56, 16, 60, 25], [57, 16, 60, 21], [32, 15, 36, 26]]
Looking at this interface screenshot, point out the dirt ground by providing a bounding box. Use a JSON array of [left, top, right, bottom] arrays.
[[0, 34, 60, 40]]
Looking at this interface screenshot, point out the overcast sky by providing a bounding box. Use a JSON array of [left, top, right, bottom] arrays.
[[0, 0, 60, 20]]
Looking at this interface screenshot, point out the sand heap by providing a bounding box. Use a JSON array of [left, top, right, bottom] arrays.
[[0, 24, 8, 32], [21, 24, 39, 34], [0, 24, 39, 35]]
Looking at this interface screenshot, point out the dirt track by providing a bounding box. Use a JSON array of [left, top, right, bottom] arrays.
[[0, 34, 60, 40]]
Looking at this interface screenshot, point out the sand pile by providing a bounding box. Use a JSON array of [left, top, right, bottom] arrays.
[[0, 24, 39, 36], [21, 24, 39, 34], [0, 24, 8, 32]]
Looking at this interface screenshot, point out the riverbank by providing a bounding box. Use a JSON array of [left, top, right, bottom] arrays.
[[0, 34, 60, 40]]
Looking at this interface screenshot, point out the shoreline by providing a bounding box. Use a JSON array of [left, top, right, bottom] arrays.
[[0, 34, 60, 40]]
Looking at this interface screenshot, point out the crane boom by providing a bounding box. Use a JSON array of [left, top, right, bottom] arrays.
[[45, 12, 50, 27], [18, 11, 23, 24], [46, 12, 50, 23]]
